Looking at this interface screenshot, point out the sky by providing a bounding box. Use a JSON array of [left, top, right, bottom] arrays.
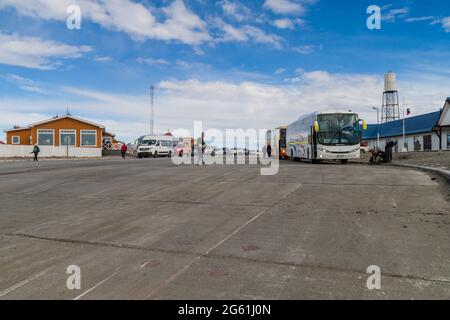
[[0, 0, 449, 145]]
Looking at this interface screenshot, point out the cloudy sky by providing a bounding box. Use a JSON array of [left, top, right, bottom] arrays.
[[0, 0, 449, 143]]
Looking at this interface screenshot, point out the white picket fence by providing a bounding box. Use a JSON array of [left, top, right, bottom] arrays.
[[0, 145, 102, 158]]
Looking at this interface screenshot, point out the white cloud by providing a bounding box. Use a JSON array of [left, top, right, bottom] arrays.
[[3, 69, 449, 144], [263, 0, 316, 15], [275, 68, 286, 75], [273, 18, 295, 30], [0, 0, 210, 45], [94, 56, 112, 62], [219, 0, 252, 22], [2, 74, 45, 93], [383, 7, 410, 22], [0, 32, 91, 69], [213, 18, 283, 48], [136, 57, 169, 66], [442, 17, 450, 32], [264, 0, 305, 15], [404, 16, 438, 23], [292, 45, 315, 54]]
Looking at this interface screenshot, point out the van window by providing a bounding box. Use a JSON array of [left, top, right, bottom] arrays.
[[141, 140, 157, 146]]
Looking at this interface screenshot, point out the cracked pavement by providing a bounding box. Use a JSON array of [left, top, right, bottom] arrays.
[[0, 158, 449, 299]]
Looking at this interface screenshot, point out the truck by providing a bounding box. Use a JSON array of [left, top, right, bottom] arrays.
[[286, 111, 367, 164]]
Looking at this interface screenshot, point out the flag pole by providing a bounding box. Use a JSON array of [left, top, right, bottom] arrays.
[[402, 97, 407, 152]]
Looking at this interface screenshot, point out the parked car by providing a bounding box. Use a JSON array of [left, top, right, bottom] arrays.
[[137, 135, 173, 158], [173, 143, 186, 157]]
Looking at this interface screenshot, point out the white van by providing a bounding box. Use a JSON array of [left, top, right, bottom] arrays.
[[137, 135, 173, 158]]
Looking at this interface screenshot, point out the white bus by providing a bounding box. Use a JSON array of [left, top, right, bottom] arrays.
[[287, 111, 367, 164]]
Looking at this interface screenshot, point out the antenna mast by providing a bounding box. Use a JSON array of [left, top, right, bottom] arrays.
[[150, 85, 155, 135]]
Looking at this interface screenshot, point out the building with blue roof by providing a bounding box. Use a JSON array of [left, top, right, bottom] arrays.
[[362, 98, 450, 152]]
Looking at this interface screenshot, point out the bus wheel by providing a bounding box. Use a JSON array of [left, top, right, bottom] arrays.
[[340, 159, 349, 164]]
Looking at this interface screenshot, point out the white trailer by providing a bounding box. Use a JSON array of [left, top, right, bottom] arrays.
[[286, 111, 367, 164]]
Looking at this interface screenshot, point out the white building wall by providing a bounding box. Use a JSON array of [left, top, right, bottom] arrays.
[[442, 128, 450, 150], [0, 145, 102, 158], [365, 131, 443, 152]]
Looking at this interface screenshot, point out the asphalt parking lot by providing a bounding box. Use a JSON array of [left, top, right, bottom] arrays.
[[0, 158, 449, 300]]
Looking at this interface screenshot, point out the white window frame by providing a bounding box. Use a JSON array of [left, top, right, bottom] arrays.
[[80, 130, 97, 147], [37, 129, 55, 146], [12, 136, 20, 145], [59, 129, 77, 147]]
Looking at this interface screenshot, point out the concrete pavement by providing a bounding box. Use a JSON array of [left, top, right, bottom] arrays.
[[0, 158, 449, 299]]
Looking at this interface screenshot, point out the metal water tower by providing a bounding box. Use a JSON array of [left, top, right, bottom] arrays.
[[382, 71, 400, 123]]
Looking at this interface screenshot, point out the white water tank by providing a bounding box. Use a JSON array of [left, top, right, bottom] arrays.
[[384, 72, 397, 92]]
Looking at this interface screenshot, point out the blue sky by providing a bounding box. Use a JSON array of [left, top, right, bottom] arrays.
[[0, 0, 449, 143]]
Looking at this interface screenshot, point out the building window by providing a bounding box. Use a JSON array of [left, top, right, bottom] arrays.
[[423, 135, 432, 151], [60, 130, 76, 146], [12, 136, 20, 145], [81, 130, 97, 147], [102, 137, 112, 149], [447, 134, 450, 150], [37, 129, 54, 146]]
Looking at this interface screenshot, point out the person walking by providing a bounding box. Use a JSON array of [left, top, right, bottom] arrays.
[[31, 145, 40, 162], [121, 143, 128, 160]]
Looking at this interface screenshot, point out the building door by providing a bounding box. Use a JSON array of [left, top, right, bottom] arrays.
[[423, 135, 432, 151]]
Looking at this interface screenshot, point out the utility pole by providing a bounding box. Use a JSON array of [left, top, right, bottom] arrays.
[[372, 107, 380, 149], [150, 85, 154, 135], [402, 97, 408, 153]]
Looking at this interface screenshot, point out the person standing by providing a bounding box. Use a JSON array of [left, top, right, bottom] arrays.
[[32, 145, 40, 162], [267, 144, 272, 158], [121, 143, 128, 160], [197, 132, 206, 166]]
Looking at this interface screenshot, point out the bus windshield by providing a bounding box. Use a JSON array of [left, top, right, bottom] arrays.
[[317, 114, 361, 146]]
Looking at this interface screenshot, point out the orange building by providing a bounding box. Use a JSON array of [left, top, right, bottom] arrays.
[[4, 115, 115, 148]]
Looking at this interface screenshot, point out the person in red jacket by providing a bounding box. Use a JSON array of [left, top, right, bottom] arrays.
[[121, 144, 128, 159]]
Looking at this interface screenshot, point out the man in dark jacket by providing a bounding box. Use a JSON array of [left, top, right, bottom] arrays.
[[267, 144, 272, 158], [32, 145, 40, 162], [385, 141, 397, 163]]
